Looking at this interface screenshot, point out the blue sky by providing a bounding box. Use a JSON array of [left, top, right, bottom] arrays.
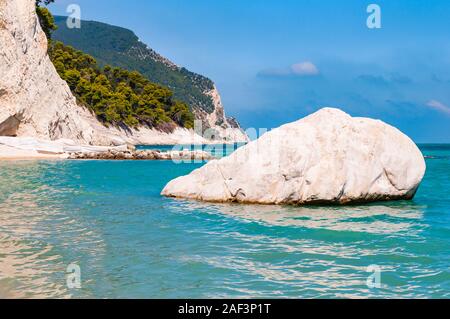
[[49, 0, 450, 142]]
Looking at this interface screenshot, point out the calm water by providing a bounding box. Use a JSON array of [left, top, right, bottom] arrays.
[[0, 144, 449, 298]]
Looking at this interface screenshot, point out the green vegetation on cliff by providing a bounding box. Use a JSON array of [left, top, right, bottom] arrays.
[[36, 2, 194, 130], [36, 1, 57, 39], [49, 42, 194, 129], [52, 16, 217, 113]]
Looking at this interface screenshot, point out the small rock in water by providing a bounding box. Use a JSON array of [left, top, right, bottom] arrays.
[[68, 149, 214, 161]]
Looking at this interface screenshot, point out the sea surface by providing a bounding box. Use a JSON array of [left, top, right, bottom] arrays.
[[0, 144, 449, 298], [136, 143, 246, 158]]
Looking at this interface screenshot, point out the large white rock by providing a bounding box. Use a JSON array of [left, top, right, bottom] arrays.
[[162, 108, 426, 205]]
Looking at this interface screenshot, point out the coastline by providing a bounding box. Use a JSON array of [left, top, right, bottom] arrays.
[[0, 144, 65, 161], [121, 126, 249, 146], [0, 135, 232, 161]]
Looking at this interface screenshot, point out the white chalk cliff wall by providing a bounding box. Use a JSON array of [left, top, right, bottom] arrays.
[[0, 0, 126, 145], [0, 0, 248, 146], [195, 84, 249, 142]]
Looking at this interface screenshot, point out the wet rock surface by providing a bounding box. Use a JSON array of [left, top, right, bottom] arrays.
[[68, 149, 215, 161]]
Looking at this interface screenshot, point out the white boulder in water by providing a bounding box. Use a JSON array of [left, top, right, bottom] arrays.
[[162, 108, 426, 205]]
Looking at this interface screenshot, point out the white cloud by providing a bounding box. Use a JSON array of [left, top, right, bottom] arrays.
[[426, 100, 450, 115], [290, 61, 319, 76]]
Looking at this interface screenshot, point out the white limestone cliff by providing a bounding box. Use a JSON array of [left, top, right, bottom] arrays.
[[130, 37, 249, 143], [202, 85, 249, 143], [0, 0, 248, 150], [162, 108, 426, 205], [0, 0, 128, 146]]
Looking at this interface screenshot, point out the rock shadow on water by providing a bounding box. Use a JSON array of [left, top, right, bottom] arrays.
[[168, 198, 427, 236]]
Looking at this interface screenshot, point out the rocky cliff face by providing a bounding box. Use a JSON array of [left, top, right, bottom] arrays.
[[0, 1, 247, 145], [125, 43, 249, 142], [52, 16, 249, 143], [0, 0, 126, 145], [194, 85, 249, 142]]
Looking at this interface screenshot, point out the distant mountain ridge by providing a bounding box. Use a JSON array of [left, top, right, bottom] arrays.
[[53, 16, 246, 140]]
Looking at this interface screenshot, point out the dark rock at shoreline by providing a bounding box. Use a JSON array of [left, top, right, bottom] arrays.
[[68, 149, 215, 161]]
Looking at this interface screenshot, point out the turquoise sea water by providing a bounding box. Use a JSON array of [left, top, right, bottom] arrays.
[[136, 143, 246, 158], [0, 144, 449, 298]]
